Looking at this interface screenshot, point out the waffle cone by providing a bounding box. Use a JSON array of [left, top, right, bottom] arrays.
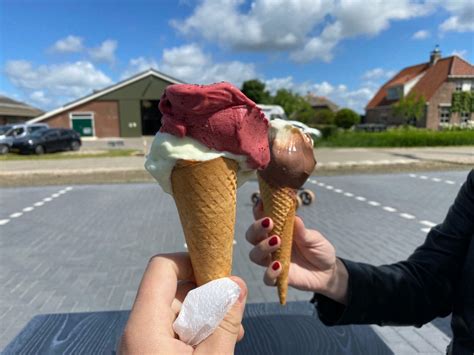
[[171, 157, 238, 286], [257, 174, 296, 305]]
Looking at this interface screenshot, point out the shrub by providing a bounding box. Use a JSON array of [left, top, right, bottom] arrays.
[[310, 124, 338, 138], [334, 108, 360, 129], [309, 109, 335, 125], [316, 129, 474, 147]]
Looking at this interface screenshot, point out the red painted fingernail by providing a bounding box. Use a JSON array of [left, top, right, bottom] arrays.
[[272, 261, 281, 271], [268, 236, 278, 246], [261, 218, 270, 228]]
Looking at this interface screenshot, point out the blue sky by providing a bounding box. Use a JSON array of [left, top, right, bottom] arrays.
[[1, 0, 473, 112]]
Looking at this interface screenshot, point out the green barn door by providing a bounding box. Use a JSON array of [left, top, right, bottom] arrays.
[[71, 115, 94, 137]]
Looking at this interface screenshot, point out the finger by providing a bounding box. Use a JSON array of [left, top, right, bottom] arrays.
[[140, 253, 194, 308], [249, 235, 280, 266], [126, 253, 193, 336], [195, 276, 247, 355], [171, 281, 196, 315], [263, 261, 282, 286], [237, 325, 245, 342], [245, 217, 273, 245], [293, 216, 328, 247], [252, 198, 265, 220]]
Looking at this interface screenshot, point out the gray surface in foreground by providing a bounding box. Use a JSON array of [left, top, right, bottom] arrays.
[[0, 170, 470, 353]]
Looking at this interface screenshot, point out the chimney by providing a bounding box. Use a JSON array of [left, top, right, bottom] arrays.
[[430, 45, 441, 66]]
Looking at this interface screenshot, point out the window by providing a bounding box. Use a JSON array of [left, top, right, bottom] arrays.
[[7, 127, 25, 137], [461, 112, 471, 124], [455, 81, 462, 91], [45, 130, 60, 139], [387, 86, 401, 100], [28, 126, 46, 134], [439, 107, 450, 123]]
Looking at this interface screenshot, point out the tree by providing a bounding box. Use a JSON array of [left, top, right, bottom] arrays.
[[311, 109, 335, 125], [293, 104, 316, 124], [392, 93, 426, 125], [241, 80, 271, 104], [272, 89, 311, 117], [451, 91, 473, 113], [334, 108, 360, 129]]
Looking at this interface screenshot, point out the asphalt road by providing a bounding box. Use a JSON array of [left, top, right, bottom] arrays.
[[0, 169, 471, 353]]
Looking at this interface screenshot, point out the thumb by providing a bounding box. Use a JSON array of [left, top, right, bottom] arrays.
[[194, 277, 247, 355]]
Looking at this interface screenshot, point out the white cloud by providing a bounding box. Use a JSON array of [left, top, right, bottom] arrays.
[[451, 49, 468, 59], [121, 57, 159, 79], [173, 0, 436, 63], [29, 91, 51, 106], [89, 39, 117, 64], [50, 35, 84, 53], [439, 0, 474, 32], [412, 30, 430, 40], [4, 60, 112, 108], [161, 44, 256, 85], [173, 0, 331, 51], [120, 44, 256, 86], [265, 76, 295, 94], [262, 75, 375, 113], [362, 68, 396, 81]]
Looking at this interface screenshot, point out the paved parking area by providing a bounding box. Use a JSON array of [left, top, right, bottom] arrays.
[[0, 169, 471, 353]]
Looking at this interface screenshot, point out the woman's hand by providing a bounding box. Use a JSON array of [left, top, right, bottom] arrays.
[[246, 200, 348, 304], [119, 253, 247, 354]]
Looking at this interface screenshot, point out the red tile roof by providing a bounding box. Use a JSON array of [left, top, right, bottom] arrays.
[[366, 56, 474, 110]]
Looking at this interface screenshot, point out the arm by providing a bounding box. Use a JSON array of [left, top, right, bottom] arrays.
[[316, 170, 474, 326]]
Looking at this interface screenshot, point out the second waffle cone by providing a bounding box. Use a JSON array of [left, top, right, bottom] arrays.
[[257, 174, 296, 305]]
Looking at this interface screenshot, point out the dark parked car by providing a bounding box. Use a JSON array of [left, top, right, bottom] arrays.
[[12, 128, 82, 154]]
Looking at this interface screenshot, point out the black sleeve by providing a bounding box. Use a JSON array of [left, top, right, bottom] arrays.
[[315, 169, 474, 327]]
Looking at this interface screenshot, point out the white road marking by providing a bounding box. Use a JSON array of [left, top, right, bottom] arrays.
[[421, 227, 431, 233], [420, 220, 436, 227], [184, 243, 187, 249], [318, 182, 325, 187], [2, 187, 72, 225], [308, 179, 440, 230], [409, 173, 459, 186], [0, 219, 10, 226]]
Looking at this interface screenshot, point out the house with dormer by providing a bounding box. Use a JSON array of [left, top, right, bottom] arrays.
[[365, 47, 474, 129]]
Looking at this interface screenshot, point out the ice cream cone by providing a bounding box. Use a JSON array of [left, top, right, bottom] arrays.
[[171, 157, 238, 286], [258, 174, 296, 305]]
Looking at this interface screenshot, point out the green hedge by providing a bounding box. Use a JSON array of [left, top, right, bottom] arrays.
[[316, 129, 474, 147]]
